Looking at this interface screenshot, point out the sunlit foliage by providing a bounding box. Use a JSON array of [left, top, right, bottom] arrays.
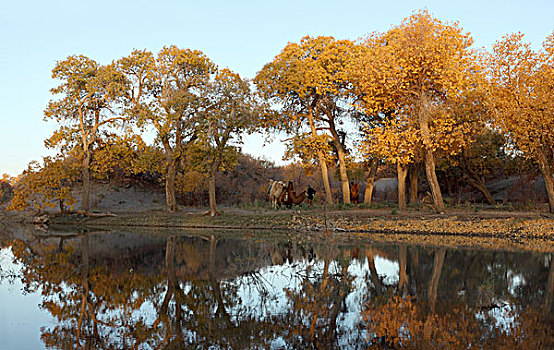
[[488, 32, 554, 212], [44, 55, 126, 211], [255, 36, 357, 204], [5, 9, 552, 214], [117, 47, 216, 212], [91, 133, 163, 180], [8, 156, 79, 213], [350, 10, 479, 212], [187, 68, 260, 215]]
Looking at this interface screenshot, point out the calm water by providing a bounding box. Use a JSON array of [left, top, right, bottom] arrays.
[[0, 226, 552, 349]]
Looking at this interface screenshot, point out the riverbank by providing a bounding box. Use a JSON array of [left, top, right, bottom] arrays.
[[3, 203, 553, 252], [19, 206, 547, 252]]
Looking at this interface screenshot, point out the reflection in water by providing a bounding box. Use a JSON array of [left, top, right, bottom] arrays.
[[0, 228, 553, 349]]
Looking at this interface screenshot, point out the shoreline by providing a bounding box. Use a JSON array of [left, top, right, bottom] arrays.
[[2, 207, 547, 252]]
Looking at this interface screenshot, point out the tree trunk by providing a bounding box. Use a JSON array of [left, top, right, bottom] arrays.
[[427, 248, 446, 313], [208, 235, 230, 322], [418, 99, 445, 213], [424, 248, 446, 343], [423, 146, 445, 213], [307, 106, 332, 204], [409, 164, 419, 204], [337, 145, 351, 204], [411, 247, 421, 297], [459, 157, 495, 205], [366, 248, 383, 296], [544, 257, 554, 316], [81, 151, 91, 212], [208, 166, 218, 217], [537, 149, 554, 213], [165, 158, 178, 212], [465, 176, 496, 205], [397, 163, 408, 211], [318, 154, 333, 205], [364, 158, 379, 205], [330, 126, 350, 204], [77, 234, 90, 345], [398, 245, 408, 295]]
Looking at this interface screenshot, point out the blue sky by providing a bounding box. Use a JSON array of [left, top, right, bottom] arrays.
[[1, 0, 553, 176]]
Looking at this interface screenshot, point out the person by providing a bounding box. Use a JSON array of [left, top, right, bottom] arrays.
[[306, 186, 316, 206]]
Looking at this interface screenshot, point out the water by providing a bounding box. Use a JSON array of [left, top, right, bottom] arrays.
[[0, 226, 552, 349]]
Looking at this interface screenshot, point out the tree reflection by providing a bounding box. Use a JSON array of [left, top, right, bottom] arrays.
[[364, 247, 554, 349], [3, 230, 553, 349], [281, 235, 356, 348]]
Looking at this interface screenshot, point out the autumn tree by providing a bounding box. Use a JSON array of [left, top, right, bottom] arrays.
[[350, 10, 478, 212], [8, 156, 79, 213], [0, 174, 13, 204], [488, 32, 554, 212], [360, 116, 421, 210], [44, 55, 125, 212], [188, 69, 259, 216], [255, 36, 357, 204], [117, 47, 215, 212]]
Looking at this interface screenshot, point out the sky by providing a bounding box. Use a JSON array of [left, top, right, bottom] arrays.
[[1, 0, 553, 176]]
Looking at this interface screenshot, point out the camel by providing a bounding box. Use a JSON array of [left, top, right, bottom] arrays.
[[277, 181, 293, 207], [290, 190, 307, 206], [282, 185, 308, 208], [267, 180, 286, 209]]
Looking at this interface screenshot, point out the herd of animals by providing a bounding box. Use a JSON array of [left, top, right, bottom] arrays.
[[266, 180, 361, 208]]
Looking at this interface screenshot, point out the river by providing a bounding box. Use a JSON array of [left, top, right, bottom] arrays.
[[0, 225, 552, 349]]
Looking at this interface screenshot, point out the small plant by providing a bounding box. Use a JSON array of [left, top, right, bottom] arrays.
[[391, 208, 398, 215]]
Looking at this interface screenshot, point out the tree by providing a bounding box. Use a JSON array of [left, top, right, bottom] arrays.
[[8, 156, 79, 213], [350, 10, 478, 212], [0, 174, 13, 204], [118, 47, 216, 212], [189, 69, 259, 216], [488, 32, 554, 212], [359, 116, 421, 210], [255, 36, 357, 204], [451, 129, 506, 205], [44, 55, 125, 212]]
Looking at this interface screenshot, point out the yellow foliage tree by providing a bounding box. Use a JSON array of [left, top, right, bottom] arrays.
[[187, 68, 260, 216], [350, 10, 479, 212], [360, 115, 421, 209], [255, 36, 357, 204], [8, 156, 79, 213], [44, 55, 126, 212], [488, 32, 554, 212], [0, 174, 14, 204], [117, 47, 216, 212]]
